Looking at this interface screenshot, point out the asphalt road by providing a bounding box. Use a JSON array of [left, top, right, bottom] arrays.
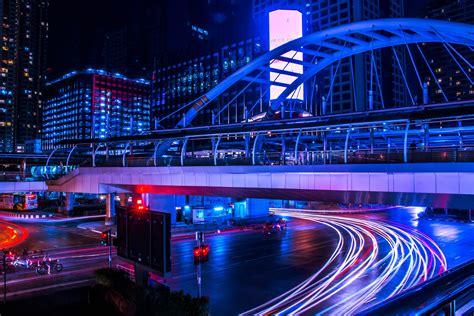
[[165, 207, 474, 315], [1, 208, 472, 315]]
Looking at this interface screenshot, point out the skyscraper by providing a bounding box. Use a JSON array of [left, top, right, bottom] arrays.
[[0, 0, 48, 152], [42, 69, 151, 150], [421, 0, 474, 103]]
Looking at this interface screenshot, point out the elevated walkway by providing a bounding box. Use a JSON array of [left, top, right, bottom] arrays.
[[0, 181, 47, 193], [47, 163, 474, 209]]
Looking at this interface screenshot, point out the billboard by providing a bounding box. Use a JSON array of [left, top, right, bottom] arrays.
[[117, 206, 171, 276], [269, 9, 304, 101]]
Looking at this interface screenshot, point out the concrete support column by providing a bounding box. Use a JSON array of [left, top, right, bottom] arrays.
[[106, 193, 116, 225], [149, 194, 184, 225], [117, 193, 128, 207], [65, 192, 75, 216], [245, 198, 271, 218]]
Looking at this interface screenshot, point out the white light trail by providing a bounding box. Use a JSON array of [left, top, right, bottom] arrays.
[[242, 210, 447, 315]]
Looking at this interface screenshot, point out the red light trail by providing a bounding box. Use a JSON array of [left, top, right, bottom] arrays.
[[0, 220, 29, 249], [244, 210, 447, 315]]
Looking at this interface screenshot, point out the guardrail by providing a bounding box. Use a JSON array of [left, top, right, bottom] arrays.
[[360, 259, 474, 315], [76, 147, 474, 167]]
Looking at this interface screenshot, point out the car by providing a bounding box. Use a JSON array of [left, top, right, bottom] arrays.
[[263, 221, 275, 234], [263, 218, 288, 234], [276, 218, 287, 229]]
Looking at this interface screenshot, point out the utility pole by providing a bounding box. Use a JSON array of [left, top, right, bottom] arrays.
[[195, 232, 204, 299], [107, 228, 112, 269], [2, 249, 7, 304]]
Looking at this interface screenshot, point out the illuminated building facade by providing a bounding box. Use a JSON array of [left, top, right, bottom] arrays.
[[0, 0, 48, 152], [43, 69, 150, 150], [152, 38, 263, 128], [422, 0, 474, 102]]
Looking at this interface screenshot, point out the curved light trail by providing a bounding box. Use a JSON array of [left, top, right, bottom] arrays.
[[243, 210, 447, 315], [0, 220, 29, 249]]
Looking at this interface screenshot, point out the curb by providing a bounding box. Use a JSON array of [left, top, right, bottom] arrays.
[[0, 213, 105, 223], [419, 216, 473, 224], [0, 211, 53, 219]]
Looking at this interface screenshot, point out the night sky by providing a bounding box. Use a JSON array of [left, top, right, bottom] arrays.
[[48, 0, 138, 76], [47, 0, 428, 79]]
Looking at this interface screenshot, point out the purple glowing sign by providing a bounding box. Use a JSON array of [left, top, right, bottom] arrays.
[[269, 9, 304, 101]]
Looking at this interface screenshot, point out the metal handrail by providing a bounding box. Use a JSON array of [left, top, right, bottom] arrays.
[[360, 259, 474, 315]]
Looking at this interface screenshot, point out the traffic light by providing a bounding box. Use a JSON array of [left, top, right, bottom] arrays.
[[193, 244, 210, 262], [101, 231, 110, 246]]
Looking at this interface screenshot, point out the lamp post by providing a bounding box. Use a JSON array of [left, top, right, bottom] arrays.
[[2, 249, 8, 304]]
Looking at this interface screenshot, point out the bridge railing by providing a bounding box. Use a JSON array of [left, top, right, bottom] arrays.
[[81, 147, 474, 167], [360, 259, 473, 315]]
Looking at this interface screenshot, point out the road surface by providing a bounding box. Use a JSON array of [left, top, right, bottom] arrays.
[[1, 208, 473, 315]]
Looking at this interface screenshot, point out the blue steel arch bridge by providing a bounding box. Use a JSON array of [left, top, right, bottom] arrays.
[[43, 18, 474, 170]]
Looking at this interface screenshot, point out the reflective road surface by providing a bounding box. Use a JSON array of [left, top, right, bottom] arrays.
[[166, 207, 473, 315]]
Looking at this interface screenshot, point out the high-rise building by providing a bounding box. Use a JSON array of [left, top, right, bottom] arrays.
[[421, 0, 474, 103], [42, 69, 150, 150], [152, 37, 263, 128], [0, 0, 48, 153]]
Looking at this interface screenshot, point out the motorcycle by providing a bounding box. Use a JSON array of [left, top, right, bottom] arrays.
[[35, 258, 63, 275]]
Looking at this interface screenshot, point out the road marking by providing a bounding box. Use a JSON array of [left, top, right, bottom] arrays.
[[6, 279, 93, 298]]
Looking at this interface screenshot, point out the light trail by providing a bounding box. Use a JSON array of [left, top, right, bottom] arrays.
[[0, 220, 29, 249], [243, 210, 447, 315]]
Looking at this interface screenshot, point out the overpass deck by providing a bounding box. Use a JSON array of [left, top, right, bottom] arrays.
[[47, 163, 474, 209]]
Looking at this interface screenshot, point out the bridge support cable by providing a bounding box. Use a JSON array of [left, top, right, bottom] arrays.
[[294, 129, 302, 165], [441, 42, 473, 85], [433, 30, 474, 68], [246, 50, 300, 116], [423, 124, 430, 152], [323, 133, 328, 165], [252, 133, 263, 166], [122, 142, 130, 167], [325, 41, 348, 112], [215, 68, 268, 119], [443, 41, 474, 69], [65, 144, 78, 170], [458, 121, 463, 149], [349, 56, 358, 112], [371, 52, 385, 109], [281, 135, 286, 165], [181, 138, 188, 167], [213, 136, 221, 166], [45, 147, 61, 179], [369, 34, 375, 111], [153, 141, 162, 167], [401, 27, 425, 93], [392, 47, 415, 105], [92, 143, 106, 167], [344, 127, 352, 164], [370, 128, 375, 154], [433, 29, 474, 85], [244, 134, 250, 158], [157, 95, 203, 125], [404, 121, 410, 163], [415, 43, 448, 102]]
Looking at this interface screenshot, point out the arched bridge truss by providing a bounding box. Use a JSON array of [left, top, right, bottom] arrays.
[[50, 18, 474, 170]]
